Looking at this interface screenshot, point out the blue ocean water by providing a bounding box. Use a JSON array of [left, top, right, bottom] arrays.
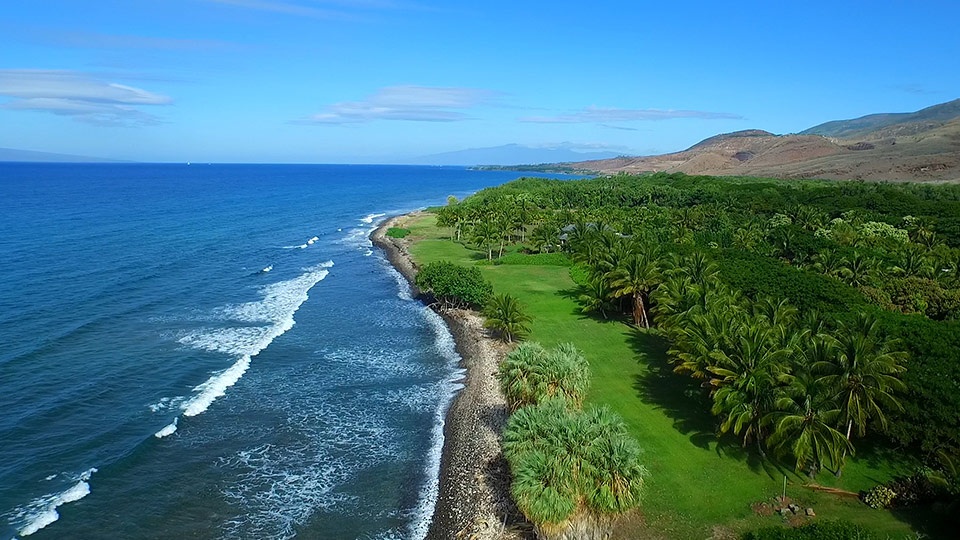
[[0, 163, 572, 540]]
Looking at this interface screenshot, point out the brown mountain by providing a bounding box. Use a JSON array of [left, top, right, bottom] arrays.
[[566, 99, 960, 182]]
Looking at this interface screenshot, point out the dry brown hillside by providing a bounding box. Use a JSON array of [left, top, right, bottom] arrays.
[[566, 101, 960, 182]]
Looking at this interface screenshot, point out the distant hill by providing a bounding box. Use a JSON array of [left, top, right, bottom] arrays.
[[562, 99, 960, 183], [404, 144, 621, 166], [802, 99, 960, 140], [0, 147, 118, 163]]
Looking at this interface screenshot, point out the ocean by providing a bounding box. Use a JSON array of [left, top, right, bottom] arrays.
[[0, 163, 572, 540]]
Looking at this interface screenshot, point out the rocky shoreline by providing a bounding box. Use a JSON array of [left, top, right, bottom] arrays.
[[370, 213, 529, 540]]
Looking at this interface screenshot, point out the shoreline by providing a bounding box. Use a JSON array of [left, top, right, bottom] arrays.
[[371, 213, 529, 540]]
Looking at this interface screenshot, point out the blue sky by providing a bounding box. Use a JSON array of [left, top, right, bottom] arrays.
[[1, 0, 958, 163]]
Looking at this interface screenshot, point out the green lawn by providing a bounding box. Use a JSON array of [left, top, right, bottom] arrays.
[[404, 213, 930, 539]]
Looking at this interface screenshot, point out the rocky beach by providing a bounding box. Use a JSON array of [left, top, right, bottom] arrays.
[[371, 213, 529, 540]]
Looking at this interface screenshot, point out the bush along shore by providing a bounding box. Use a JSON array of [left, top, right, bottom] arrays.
[[371, 213, 531, 540]]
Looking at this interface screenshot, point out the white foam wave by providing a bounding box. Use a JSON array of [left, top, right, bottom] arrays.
[[382, 262, 413, 301], [307, 236, 319, 245], [155, 417, 178, 438], [148, 396, 185, 413], [364, 249, 373, 257], [407, 307, 464, 540], [260, 265, 273, 273], [13, 469, 97, 537], [360, 212, 386, 224], [174, 261, 334, 418], [181, 356, 251, 417]]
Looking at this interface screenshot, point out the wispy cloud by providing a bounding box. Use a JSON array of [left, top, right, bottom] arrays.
[[203, 0, 420, 19], [47, 30, 239, 52], [521, 105, 743, 123], [0, 70, 172, 126], [891, 83, 935, 95], [305, 86, 498, 124], [206, 0, 346, 19]]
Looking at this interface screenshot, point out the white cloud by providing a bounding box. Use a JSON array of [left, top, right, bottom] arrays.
[[306, 85, 498, 124], [0, 70, 171, 126], [521, 105, 743, 123], [206, 0, 345, 19]]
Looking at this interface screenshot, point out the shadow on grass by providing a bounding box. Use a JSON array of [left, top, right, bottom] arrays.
[[557, 286, 636, 325], [889, 502, 958, 540], [626, 330, 716, 449], [625, 329, 796, 481]]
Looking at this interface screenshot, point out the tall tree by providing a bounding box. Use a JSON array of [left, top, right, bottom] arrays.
[[815, 315, 907, 440], [609, 247, 662, 328], [767, 372, 853, 478]]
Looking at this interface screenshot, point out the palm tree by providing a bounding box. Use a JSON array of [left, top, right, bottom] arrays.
[[767, 372, 853, 478], [609, 248, 662, 328], [708, 322, 793, 451], [844, 251, 879, 288], [812, 249, 850, 279], [504, 399, 646, 540], [483, 293, 533, 343], [892, 245, 934, 278], [578, 276, 615, 319], [530, 222, 559, 253], [815, 314, 907, 441], [471, 219, 499, 260]]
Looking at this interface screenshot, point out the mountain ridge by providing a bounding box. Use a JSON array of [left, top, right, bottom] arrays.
[[560, 99, 960, 183]]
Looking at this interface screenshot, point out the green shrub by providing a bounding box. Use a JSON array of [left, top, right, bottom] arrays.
[[385, 227, 411, 238], [415, 261, 492, 309], [569, 263, 592, 287], [743, 519, 878, 540]]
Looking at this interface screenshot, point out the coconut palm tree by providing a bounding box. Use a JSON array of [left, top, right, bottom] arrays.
[[530, 222, 559, 253], [844, 251, 879, 288], [471, 219, 499, 260], [815, 314, 907, 441], [767, 371, 853, 478], [609, 247, 663, 328], [578, 276, 616, 319], [483, 293, 533, 343], [708, 322, 793, 451]]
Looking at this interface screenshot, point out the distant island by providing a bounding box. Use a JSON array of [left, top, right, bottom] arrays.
[[0, 147, 120, 163]]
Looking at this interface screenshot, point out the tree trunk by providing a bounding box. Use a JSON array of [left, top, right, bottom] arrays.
[[633, 293, 649, 328], [534, 511, 613, 540]]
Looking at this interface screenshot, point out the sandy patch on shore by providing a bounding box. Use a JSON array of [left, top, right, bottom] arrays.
[[371, 213, 530, 540]]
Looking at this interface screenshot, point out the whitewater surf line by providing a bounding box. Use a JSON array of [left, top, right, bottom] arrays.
[[164, 261, 333, 421], [11, 468, 97, 537]]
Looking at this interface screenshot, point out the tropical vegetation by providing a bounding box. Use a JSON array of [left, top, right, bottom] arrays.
[[403, 172, 960, 537]]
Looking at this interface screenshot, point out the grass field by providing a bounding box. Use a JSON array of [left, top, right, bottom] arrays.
[[401, 212, 933, 539]]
